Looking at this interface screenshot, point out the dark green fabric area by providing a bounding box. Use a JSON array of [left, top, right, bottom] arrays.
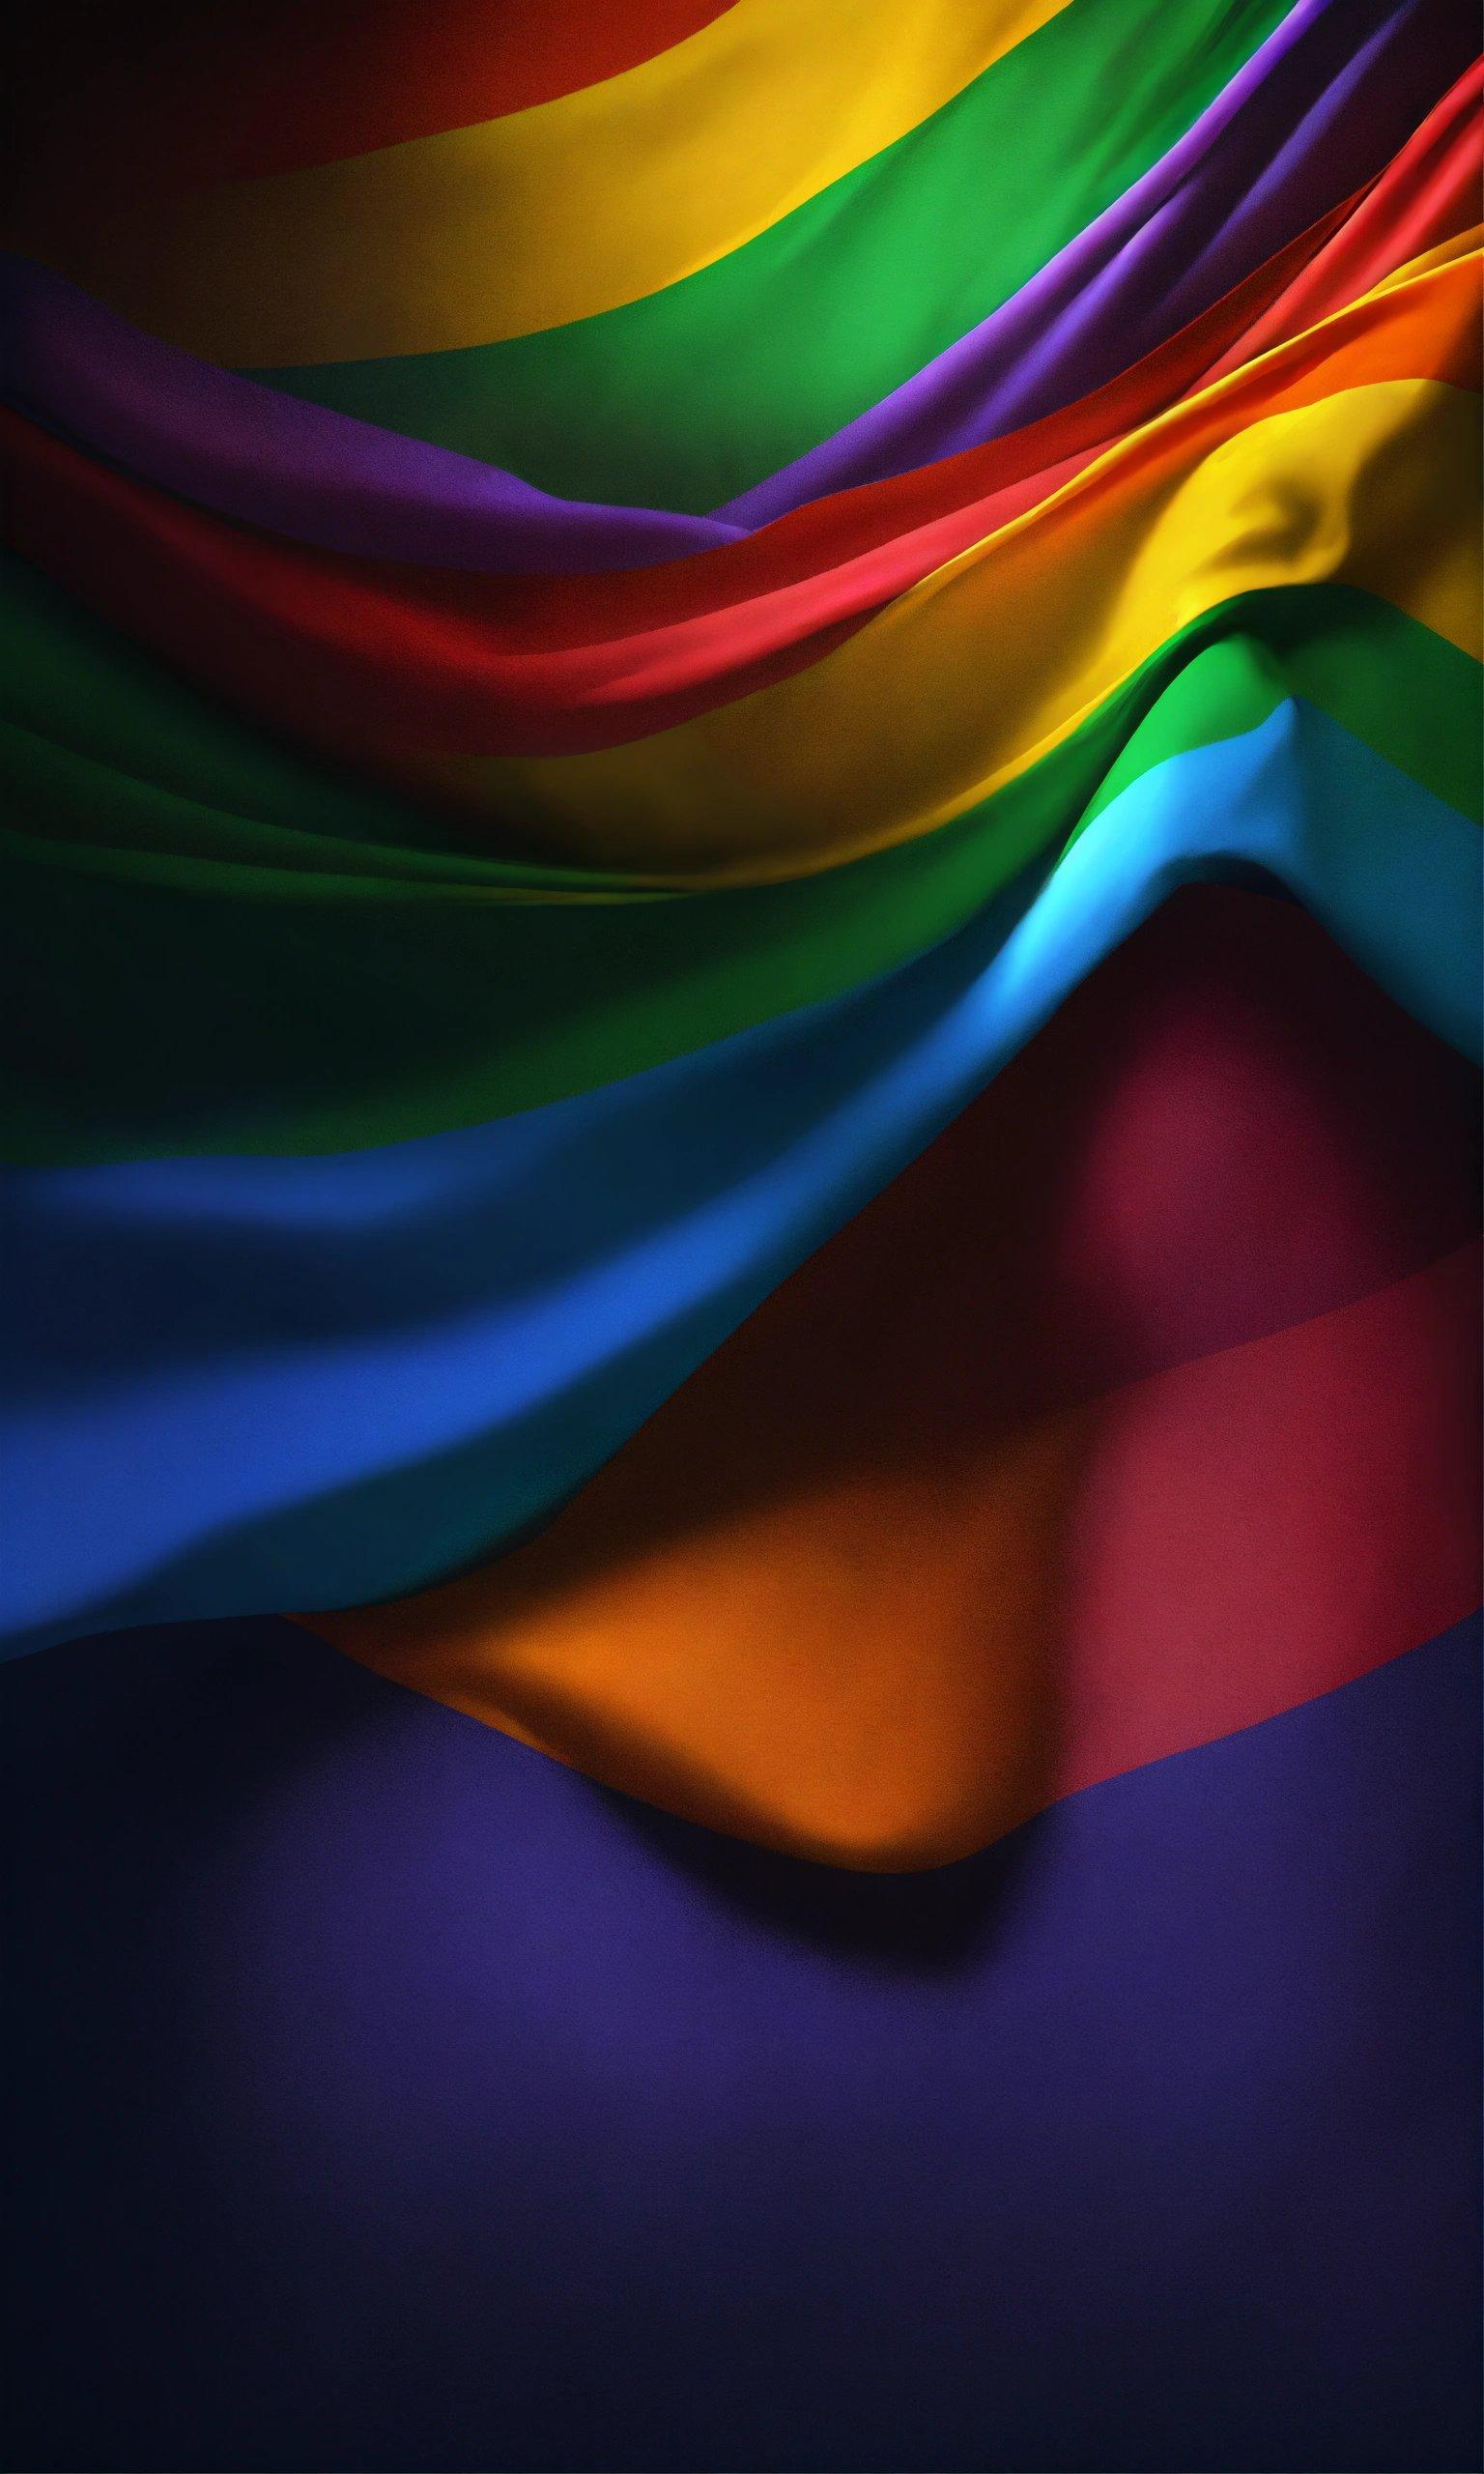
[[2, 561, 644, 899], [3, 558, 1476, 1165], [250, 0, 1290, 512]]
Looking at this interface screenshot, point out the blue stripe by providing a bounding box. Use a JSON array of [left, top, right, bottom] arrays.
[[3, 700, 1478, 1650]]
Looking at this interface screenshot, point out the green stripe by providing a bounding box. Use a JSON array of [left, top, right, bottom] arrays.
[[1, 561, 638, 896], [250, 0, 1289, 512], [2, 559, 1476, 1164]]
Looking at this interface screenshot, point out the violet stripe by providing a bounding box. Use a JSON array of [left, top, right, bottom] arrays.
[[1, 0, 1464, 574], [722, 0, 1458, 520]]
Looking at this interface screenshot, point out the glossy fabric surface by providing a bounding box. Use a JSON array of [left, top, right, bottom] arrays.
[[3, 6, 1479, 2466]]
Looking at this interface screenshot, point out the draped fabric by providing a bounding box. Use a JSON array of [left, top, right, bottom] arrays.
[[2, 5, 1480, 2468]]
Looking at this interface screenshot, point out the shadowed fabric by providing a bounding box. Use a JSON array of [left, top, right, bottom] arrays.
[[2, 5, 1479, 2468]]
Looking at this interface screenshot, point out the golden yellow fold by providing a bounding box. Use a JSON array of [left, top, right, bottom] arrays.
[[449, 269, 1478, 886], [12, 0, 1070, 362]]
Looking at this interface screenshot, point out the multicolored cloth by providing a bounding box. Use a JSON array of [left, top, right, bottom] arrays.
[[3, 4, 1480, 2467]]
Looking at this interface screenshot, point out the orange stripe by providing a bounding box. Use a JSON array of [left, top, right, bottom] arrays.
[[306, 893, 1483, 1869], [9, 249, 1476, 800]]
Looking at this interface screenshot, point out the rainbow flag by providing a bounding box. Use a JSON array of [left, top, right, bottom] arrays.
[[3, 4, 1480, 2466]]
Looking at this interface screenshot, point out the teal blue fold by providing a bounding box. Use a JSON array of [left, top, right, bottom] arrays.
[[3, 698, 1477, 1656]]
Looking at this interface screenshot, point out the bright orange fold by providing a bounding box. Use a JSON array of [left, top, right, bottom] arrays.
[[306, 893, 1483, 1868]]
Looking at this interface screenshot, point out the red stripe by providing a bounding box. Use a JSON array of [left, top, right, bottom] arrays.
[[11, 1, 736, 210], [7, 93, 1477, 780], [308, 891, 1483, 1868]]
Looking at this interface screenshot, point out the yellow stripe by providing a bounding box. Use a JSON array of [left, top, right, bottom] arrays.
[[456, 373, 1479, 887], [14, 0, 1070, 363]]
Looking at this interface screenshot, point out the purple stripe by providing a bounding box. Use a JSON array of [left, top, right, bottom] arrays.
[[723, 0, 1458, 521], [0, 0, 1462, 574], [1, 258, 735, 572], [4, 1612, 1479, 2469]]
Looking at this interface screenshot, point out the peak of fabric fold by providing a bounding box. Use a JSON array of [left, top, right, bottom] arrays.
[[2, 0, 1479, 1876]]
